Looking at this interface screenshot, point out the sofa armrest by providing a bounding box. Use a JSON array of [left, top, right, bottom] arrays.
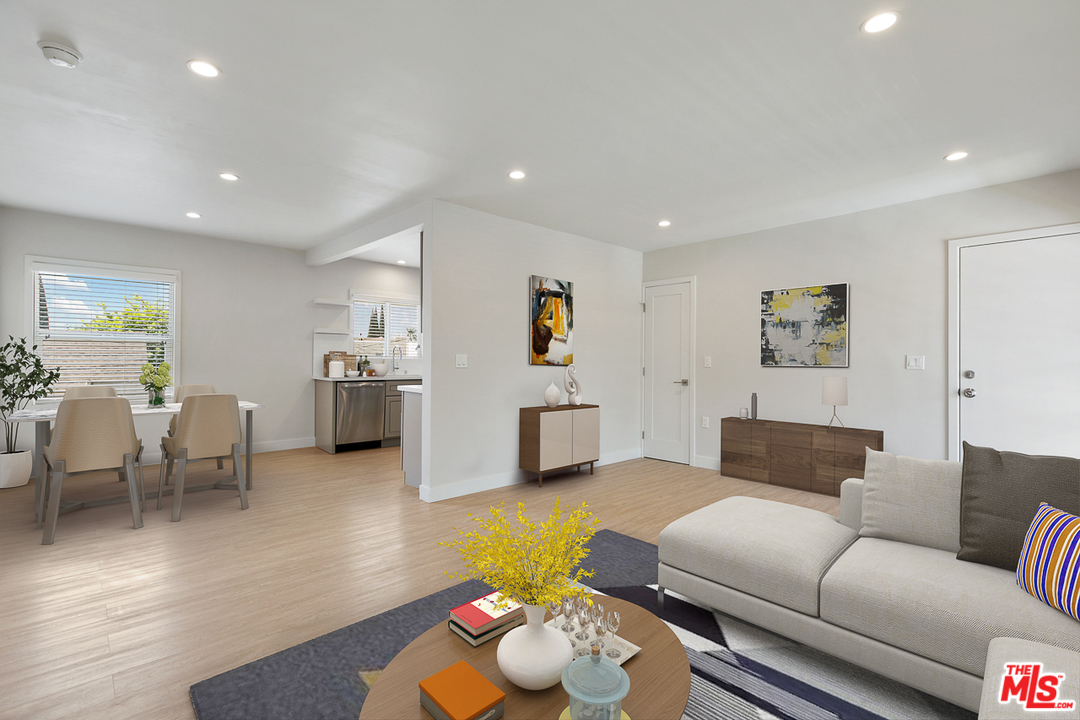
[[839, 477, 864, 531]]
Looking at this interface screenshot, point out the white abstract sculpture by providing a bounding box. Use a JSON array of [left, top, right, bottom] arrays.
[[564, 364, 582, 406]]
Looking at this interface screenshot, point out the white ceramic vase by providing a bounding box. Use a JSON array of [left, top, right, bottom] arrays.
[[0, 450, 33, 489], [544, 381, 561, 408], [564, 364, 582, 406], [497, 603, 573, 690]]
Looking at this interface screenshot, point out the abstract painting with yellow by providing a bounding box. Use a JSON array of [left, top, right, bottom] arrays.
[[530, 275, 574, 366], [760, 284, 848, 367]]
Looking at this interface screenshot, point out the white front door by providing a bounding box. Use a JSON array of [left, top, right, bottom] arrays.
[[955, 229, 1080, 458], [643, 281, 691, 463]]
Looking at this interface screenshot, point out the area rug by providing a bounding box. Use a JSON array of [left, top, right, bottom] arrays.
[[189, 529, 975, 720]]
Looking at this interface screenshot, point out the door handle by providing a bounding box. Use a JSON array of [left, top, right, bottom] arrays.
[[961, 388, 976, 398], [673, 379, 688, 386]]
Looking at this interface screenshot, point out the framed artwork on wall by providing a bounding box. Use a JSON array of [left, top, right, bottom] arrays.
[[530, 275, 573, 366], [761, 283, 848, 367]]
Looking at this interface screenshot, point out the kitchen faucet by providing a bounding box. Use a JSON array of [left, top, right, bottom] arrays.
[[391, 346, 402, 374]]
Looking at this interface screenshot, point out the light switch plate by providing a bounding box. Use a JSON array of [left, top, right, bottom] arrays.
[[456, 354, 467, 368], [905, 355, 925, 370], [704, 356, 712, 367], [701, 416, 709, 428]]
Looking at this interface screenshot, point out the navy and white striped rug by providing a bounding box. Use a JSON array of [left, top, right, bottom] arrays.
[[190, 530, 974, 720]]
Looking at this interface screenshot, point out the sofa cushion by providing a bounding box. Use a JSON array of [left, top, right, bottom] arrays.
[[1018, 503, 1080, 621], [958, 443, 1080, 571], [658, 496, 856, 617], [859, 448, 962, 552], [820, 537, 1080, 677]]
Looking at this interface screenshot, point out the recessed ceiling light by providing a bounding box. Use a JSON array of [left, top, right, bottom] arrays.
[[397, 260, 407, 264], [219, 172, 239, 181], [37, 41, 82, 69], [945, 151, 969, 161], [186, 212, 201, 219], [658, 220, 671, 227], [187, 60, 220, 78], [508, 170, 526, 180], [861, 11, 899, 33]]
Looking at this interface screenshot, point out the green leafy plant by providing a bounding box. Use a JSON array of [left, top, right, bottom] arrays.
[[82, 294, 169, 364], [138, 362, 172, 406], [0, 336, 61, 454]]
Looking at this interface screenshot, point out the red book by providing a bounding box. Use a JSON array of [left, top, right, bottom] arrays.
[[449, 592, 523, 634]]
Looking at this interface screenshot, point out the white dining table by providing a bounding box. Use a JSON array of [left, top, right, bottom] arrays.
[[8, 400, 263, 492]]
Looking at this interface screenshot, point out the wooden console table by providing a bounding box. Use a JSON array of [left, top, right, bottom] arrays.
[[720, 418, 882, 496], [519, 405, 599, 487]]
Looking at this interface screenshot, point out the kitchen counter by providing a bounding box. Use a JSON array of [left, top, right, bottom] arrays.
[[400, 385, 423, 394], [313, 374, 422, 381]]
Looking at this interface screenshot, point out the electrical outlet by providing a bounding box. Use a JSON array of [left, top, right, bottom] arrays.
[[905, 355, 925, 370], [704, 356, 712, 367], [701, 416, 709, 429], [456, 354, 467, 368]]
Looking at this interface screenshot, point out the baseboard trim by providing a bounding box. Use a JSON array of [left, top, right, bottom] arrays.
[[693, 454, 720, 471], [137, 437, 315, 466], [421, 447, 644, 503]]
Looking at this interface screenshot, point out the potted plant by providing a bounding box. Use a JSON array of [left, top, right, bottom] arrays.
[[139, 361, 173, 407], [0, 337, 61, 488]]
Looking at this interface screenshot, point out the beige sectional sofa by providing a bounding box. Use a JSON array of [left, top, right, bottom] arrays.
[[657, 451, 1080, 712]]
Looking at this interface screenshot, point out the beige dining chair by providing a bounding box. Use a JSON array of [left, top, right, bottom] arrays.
[[38, 397, 144, 545], [158, 393, 248, 522], [63, 386, 118, 399], [166, 384, 221, 479]]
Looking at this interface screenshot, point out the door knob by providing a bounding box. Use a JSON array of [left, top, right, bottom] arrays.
[[673, 379, 688, 386], [962, 388, 976, 398]]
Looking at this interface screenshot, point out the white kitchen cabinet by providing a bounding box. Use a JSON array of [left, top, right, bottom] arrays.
[[519, 404, 600, 487]]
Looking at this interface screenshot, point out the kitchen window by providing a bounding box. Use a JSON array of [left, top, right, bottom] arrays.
[[28, 258, 180, 399], [352, 296, 420, 359]]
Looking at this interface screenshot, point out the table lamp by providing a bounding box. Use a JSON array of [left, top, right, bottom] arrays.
[[822, 377, 847, 429]]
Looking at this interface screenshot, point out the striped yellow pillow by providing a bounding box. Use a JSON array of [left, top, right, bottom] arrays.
[[1017, 503, 1080, 621]]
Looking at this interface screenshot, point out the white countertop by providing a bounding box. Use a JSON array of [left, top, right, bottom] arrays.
[[313, 375, 422, 382], [399, 385, 423, 394]]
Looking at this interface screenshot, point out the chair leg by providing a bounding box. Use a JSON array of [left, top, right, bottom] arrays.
[[136, 449, 146, 512], [233, 444, 248, 510], [35, 456, 50, 529], [124, 453, 143, 530], [165, 456, 174, 485], [157, 444, 168, 511], [42, 462, 66, 545], [171, 449, 188, 522]]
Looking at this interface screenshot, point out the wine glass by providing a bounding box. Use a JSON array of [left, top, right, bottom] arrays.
[[605, 610, 622, 660], [574, 597, 591, 642], [593, 615, 607, 651], [561, 596, 576, 633]]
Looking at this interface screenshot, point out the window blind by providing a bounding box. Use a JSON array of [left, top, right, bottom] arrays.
[[352, 298, 420, 358], [34, 268, 177, 399]]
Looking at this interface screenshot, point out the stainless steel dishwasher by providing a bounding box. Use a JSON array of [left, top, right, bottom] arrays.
[[335, 382, 386, 445]]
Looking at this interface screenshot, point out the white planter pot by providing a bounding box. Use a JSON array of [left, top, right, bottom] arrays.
[[0, 451, 33, 489], [496, 603, 573, 690]]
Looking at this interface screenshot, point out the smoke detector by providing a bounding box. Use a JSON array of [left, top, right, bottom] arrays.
[[38, 41, 82, 68]]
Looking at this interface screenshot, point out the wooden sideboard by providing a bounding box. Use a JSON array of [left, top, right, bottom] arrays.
[[520, 405, 600, 487], [720, 417, 883, 496]]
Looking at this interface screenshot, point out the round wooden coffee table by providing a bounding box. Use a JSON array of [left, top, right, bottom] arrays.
[[359, 595, 690, 719]]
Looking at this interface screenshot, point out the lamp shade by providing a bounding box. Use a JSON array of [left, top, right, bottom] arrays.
[[822, 377, 848, 406]]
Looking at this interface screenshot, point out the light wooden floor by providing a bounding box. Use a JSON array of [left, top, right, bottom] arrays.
[[0, 447, 838, 720]]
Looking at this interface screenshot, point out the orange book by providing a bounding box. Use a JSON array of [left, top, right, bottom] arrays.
[[419, 660, 505, 720]]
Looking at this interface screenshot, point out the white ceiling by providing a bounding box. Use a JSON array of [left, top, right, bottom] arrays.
[[2, 1, 1079, 254]]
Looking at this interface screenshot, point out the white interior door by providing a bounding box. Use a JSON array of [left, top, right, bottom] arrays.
[[957, 230, 1080, 458], [644, 282, 691, 463]]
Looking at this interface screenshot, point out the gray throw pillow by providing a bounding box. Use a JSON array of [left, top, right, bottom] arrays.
[[859, 448, 963, 552], [957, 442, 1080, 571]]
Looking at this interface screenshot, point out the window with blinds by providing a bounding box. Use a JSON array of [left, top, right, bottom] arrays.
[[31, 260, 179, 399], [352, 298, 420, 358]]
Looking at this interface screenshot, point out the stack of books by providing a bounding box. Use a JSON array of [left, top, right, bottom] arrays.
[[419, 660, 505, 720], [448, 591, 524, 647]]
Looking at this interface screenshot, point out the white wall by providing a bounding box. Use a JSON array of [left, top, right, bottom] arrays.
[[643, 169, 1080, 465], [0, 207, 420, 461], [422, 201, 643, 501]]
